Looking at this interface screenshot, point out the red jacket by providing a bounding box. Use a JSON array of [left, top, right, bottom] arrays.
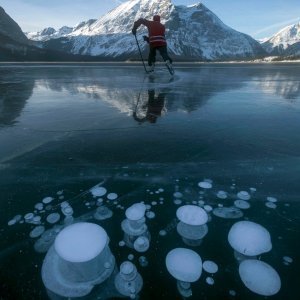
[[133, 18, 167, 48]]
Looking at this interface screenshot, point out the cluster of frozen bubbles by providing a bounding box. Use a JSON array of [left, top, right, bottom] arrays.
[[7, 178, 293, 299]]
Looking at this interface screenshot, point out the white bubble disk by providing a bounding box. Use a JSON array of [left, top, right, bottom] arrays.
[[198, 182, 212, 189], [239, 260, 281, 296], [35, 203, 44, 211], [229, 290, 236, 296], [128, 254, 134, 261], [133, 236, 150, 253], [166, 248, 202, 283], [283, 256, 293, 264], [42, 197, 54, 204], [203, 260, 218, 274], [146, 211, 156, 219], [234, 200, 251, 210], [237, 191, 251, 201], [174, 199, 182, 205], [206, 277, 215, 285], [125, 203, 146, 221], [217, 191, 228, 199], [176, 205, 208, 225], [90, 186, 107, 197], [159, 230, 167, 236], [267, 196, 277, 203], [107, 193, 118, 200], [119, 241, 126, 247], [24, 213, 34, 221], [30, 226, 45, 238], [46, 213, 61, 224], [8, 219, 17, 226], [55, 222, 108, 263], [228, 221, 272, 256], [173, 192, 183, 198], [265, 202, 277, 209], [204, 205, 213, 212]]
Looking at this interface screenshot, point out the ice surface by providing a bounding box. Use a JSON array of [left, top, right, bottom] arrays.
[[228, 221, 272, 256], [203, 261, 218, 274], [166, 248, 202, 282], [54, 222, 107, 263], [125, 203, 146, 221], [239, 259, 281, 296], [176, 205, 208, 225]]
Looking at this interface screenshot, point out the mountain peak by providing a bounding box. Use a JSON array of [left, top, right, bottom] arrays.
[[0, 6, 28, 44]]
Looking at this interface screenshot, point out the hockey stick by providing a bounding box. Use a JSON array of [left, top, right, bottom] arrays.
[[134, 34, 148, 73]]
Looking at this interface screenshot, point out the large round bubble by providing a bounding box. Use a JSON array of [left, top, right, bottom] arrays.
[[239, 260, 281, 296], [176, 205, 208, 226]]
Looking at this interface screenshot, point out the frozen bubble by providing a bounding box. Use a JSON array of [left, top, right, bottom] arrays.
[[8, 219, 17, 226], [56, 190, 63, 196], [145, 204, 151, 210], [228, 221, 272, 256], [133, 236, 150, 253], [34, 203, 44, 211], [24, 213, 34, 221], [198, 182, 212, 189], [229, 290, 236, 296], [267, 196, 277, 203], [13, 215, 22, 222], [62, 206, 74, 216], [119, 241, 126, 247], [146, 211, 155, 219], [159, 197, 164, 201], [250, 188, 257, 193], [126, 203, 146, 221], [59, 196, 64, 200], [128, 254, 134, 261], [34, 227, 61, 253], [97, 198, 104, 205], [192, 201, 197, 205], [151, 201, 157, 206], [107, 193, 118, 200], [237, 191, 251, 201], [213, 207, 243, 219], [234, 200, 251, 210], [173, 192, 183, 198], [166, 248, 202, 282], [158, 188, 164, 192], [265, 202, 277, 209], [239, 259, 281, 296], [46, 213, 61, 224], [42, 197, 54, 204], [198, 200, 205, 205], [29, 226, 45, 238], [206, 277, 214, 285], [33, 216, 41, 223], [174, 199, 182, 205], [217, 191, 228, 199], [203, 261, 218, 274], [176, 205, 208, 225], [204, 205, 213, 212], [283, 256, 293, 264], [159, 230, 167, 236], [218, 203, 223, 208], [90, 186, 107, 197], [55, 222, 108, 263], [139, 256, 148, 267], [94, 206, 113, 220]]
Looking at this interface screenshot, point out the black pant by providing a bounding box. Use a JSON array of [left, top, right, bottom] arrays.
[[148, 46, 172, 66]]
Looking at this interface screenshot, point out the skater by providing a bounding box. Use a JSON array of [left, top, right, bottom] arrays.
[[132, 15, 174, 74]]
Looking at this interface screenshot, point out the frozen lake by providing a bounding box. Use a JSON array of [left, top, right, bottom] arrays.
[[0, 63, 299, 299]]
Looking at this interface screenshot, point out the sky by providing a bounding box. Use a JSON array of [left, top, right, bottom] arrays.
[[1, 0, 300, 39]]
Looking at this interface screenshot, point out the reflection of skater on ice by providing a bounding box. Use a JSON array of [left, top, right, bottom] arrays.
[[133, 89, 167, 124]]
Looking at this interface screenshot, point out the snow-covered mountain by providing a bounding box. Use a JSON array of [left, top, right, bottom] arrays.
[[262, 22, 300, 56], [26, 0, 265, 61]]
